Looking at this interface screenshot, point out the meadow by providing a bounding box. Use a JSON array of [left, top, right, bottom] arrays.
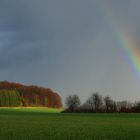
[[0, 108, 140, 140]]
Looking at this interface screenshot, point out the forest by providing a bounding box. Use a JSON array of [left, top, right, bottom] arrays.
[[0, 81, 62, 108]]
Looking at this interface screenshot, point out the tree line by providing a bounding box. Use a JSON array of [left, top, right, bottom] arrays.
[[0, 81, 62, 108], [64, 93, 140, 113]]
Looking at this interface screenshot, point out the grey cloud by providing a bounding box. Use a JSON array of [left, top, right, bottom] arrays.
[[0, 45, 47, 69]]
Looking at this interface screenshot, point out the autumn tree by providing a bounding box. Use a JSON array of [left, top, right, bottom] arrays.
[[0, 81, 62, 108], [0, 89, 21, 107]]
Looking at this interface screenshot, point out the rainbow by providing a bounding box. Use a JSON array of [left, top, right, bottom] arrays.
[[98, 1, 140, 79]]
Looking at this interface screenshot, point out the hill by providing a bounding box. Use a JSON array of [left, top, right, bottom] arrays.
[[0, 81, 62, 108]]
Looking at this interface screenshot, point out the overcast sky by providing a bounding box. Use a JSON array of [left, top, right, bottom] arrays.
[[0, 0, 140, 103]]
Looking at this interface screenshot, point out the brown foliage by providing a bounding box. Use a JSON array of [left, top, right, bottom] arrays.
[[0, 81, 62, 108]]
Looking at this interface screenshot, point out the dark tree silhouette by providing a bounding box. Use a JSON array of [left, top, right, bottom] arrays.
[[65, 94, 81, 111], [63, 92, 140, 113], [132, 102, 140, 112], [104, 96, 116, 112], [86, 92, 103, 112], [117, 101, 132, 112]]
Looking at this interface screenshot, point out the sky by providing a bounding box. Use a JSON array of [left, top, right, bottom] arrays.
[[0, 0, 140, 103]]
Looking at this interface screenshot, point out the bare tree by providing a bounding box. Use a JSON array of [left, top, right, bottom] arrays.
[[132, 102, 140, 112], [104, 96, 116, 112], [104, 96, 111, 112], [65, 94, 81, 111], [116, 101, 132, 112], [86, 93, 103, 112]]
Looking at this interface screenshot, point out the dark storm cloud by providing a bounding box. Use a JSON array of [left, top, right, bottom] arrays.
[[0, 45, 48, 68], [0, 0, 103, 69], [0, 0, 48, 68]]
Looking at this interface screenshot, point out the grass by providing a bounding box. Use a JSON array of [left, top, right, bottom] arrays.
[[0, 108, 140, 140], [0, 107, 63, 113]]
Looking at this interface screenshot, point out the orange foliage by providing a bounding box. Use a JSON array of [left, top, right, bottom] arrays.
[[0, 81, 62, 108]]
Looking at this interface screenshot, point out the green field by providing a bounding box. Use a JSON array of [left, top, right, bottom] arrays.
[[0, 108, 140, 140]]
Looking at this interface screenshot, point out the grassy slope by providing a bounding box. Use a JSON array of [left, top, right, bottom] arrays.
[[0, 108, 140, 140], [0, 107, 62, 113]]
